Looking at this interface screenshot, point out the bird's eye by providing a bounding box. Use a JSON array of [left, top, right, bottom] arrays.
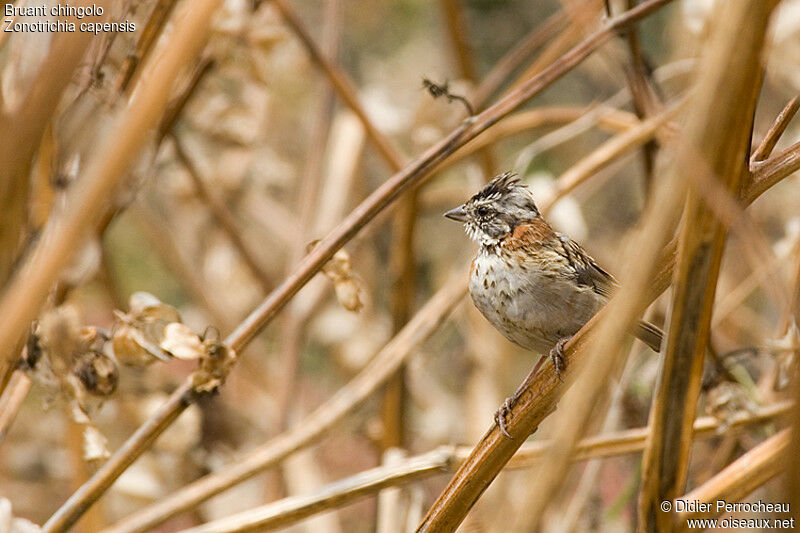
[[476, 206, 491, 217]]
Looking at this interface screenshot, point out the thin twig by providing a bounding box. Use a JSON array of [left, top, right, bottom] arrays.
[[437, 0, 493, 174], [539, 99, 682, 214], [116, 0, 178, 93], [751, 96, 800, 163]]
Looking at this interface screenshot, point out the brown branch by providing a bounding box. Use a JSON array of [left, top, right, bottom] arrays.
[[638, 3, 776, 531], [116, 0, 178, 93], [175, 404, 790, 533], [0, 370, 32, 445], [751, 96, 800, 163], [39, 1, 677, 529], [674, 429, 790, 530]]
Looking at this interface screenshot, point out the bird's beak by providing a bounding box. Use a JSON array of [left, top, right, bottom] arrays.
[[444, 205, 468, 222]]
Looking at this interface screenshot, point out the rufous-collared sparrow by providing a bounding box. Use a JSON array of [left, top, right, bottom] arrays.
[[445, 172, 663, 437]]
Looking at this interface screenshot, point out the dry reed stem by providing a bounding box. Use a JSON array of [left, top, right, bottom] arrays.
[[0, 370, 31, 445], [278, 0, 342, 431], [539, 100, 682, 214], [751, 96, 800, 163], [104, 276, 467, 533], [171, 135, 274, 293], [38, 1, 677, 528], [175, 404, 790, 533], [612, 0, 662, 188], [674, 429, 790, 530], [638, 3, 776, 530], [384, 192, 418, 449], [117, 0, 177, 92]]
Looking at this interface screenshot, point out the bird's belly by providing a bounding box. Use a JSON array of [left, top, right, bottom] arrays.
[[469, 255, 602, 354]]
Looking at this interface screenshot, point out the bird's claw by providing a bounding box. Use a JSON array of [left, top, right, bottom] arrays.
[[550, 337, 568, 381], [494, 396, 515, 439]]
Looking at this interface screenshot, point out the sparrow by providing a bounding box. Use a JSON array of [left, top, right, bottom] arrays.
[[445, 172, 662, 437]]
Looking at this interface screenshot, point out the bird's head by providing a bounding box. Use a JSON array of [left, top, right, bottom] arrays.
[[444, 172, 540, 245]]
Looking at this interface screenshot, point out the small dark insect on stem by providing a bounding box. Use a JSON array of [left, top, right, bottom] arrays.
[[422, 78, 474, 116]]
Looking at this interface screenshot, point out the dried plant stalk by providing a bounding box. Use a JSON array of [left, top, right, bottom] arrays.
[[637, 3, 777, 531]]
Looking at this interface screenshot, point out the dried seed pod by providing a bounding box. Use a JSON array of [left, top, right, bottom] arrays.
[[111, 292, 189, 366], [112, 323, 168, 367], [191, 336, 237, 394], [306, 240, 365, 312], [72, 349, 118, 397]]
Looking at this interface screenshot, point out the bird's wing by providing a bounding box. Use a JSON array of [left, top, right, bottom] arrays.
[[556, 233, 619, 300]]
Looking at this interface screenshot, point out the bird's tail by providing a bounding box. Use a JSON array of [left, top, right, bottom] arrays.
[[636, 320, 663, 352]]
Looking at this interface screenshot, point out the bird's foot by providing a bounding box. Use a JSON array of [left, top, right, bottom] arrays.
[[550, 337, 569, 381], [494, 355, 549, 439], [494, 395, 516, 439]]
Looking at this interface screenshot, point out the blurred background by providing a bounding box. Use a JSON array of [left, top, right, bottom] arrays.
[[1, 0, 799, 531]]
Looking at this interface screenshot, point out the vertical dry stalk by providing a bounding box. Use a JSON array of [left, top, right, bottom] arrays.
[[116, 0, 178, 92], [674, 429, 790, 530], [384, 194, 417, 449], [637, 3, 777, 531]]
